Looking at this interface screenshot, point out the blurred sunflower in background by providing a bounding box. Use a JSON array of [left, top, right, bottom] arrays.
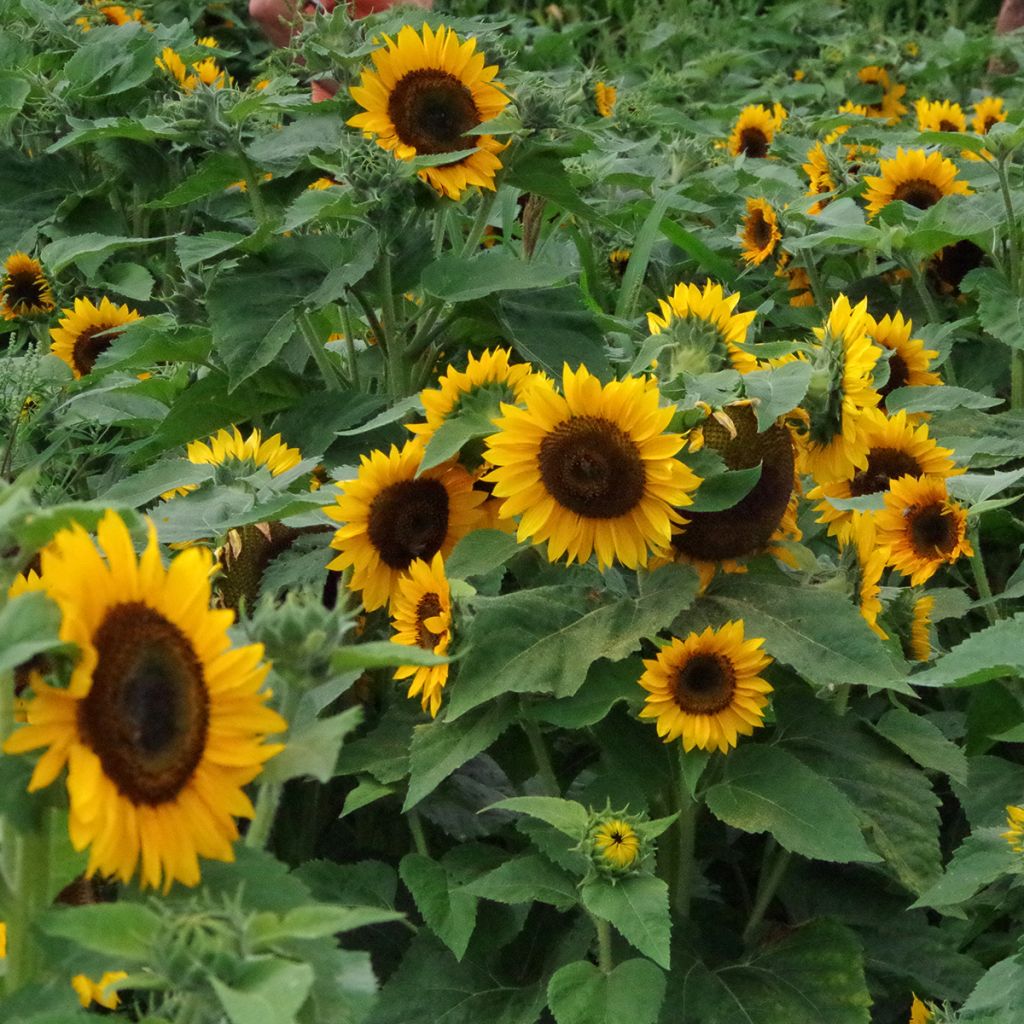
[[49, 296, 141, 378], [739, 198, 781, 265], [727, 103, 787, 158], [1, 252, 54, 320]]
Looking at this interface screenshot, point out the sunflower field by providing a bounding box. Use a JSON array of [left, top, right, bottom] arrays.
[[7, 0, 1024, 1020]]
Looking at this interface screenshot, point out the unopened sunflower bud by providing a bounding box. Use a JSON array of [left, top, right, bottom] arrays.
[[584, 808, 647, 878]]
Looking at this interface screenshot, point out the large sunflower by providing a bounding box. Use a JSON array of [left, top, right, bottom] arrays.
[[862, 148, 972, 218], [875, 475, 972, 585], [49, 296, 141, 379], [484, 366, 700, 570], [856, 65, 907, 124], [2, 511, 286, 891], [868, 311, 942, 406], [727, 103, 787, 158], [327, 438, 484, 611], [739, 198, 781, 266], [914, 98, 966, 133], [637, 621, 773, 754], [646, 280, 758, 375], [348, 23, 510, 201], [390, 553, 451, 718], [808, 407, 958, 545], [1, 252, 54, 320]]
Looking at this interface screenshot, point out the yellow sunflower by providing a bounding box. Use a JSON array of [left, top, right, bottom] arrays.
[[348, 23, 510, 201], [867, 311, 942, 406], [727, 103, 787, 158], [157, 47, 231, 91], [914, 98, 966, 133], [646, 280, 758, 375], [1004, 805, 1024, 853], [909, 995, 933, 1024], [2, 511, 286, 892], [1, 252, 54, 320], [483, 366, 700, 571], [797, 294, 883, 484], [595, 80, 617, 118], [875, 475, 972, 585], [775, 255, 815, 307], [907, 594, 935, 662], [669, 404, 801, 589], [862, 148, 972, 219], [0, 921, 5, 957], [591, 818, 640, 870], [307, 176, 337, 190], [609, 249, 631, 277], [739, 198, 781, 266], [802, 142, 836, 215], [856, 65, 907, 124], [72, 971, 129, 1010], [808, 407, 958, 546], [390, 553, 451, 718], [327, 438, 484, 611], [972, 96, 1006, 135], [49, 296, 141, 379], [637, 621, 773, 754], [854, 523, 888, 639]]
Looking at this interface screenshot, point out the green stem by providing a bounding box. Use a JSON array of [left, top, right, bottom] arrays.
[[297, 309, 343, 391], [801, 254, 826, 310], [594, 916, 614, 974], [232, 140, 269, 227], [996, 155, 1021, 289], [244, 683, 297, 851], [907, 257, 942, 325], [742, 843, 792, 945], [967, 519, 999, 623], [433, 205, 449, 259], [6, 808, 51, 993], [522, 718, 559, 796], [341, 303, 361, 390], [460, 190, 497, 257], [407, 808, 430, 857], [833, 683, 851, 715], [673, 746, 699, 918]]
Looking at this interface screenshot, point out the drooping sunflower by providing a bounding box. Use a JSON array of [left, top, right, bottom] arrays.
[[856, 65, 907, 124], [49, 296, 141, 379], [930, 239, 986, 295], [390, 553, 452, 718], [646, 280, 758, 375], [875, 475, 972, 585], [867, 311, 942, 406], [802, 142, 836, 215], [914, 98, 966, 133], [862, 148, 972, 218], [972, 96, 1006, 135], [670, 404, 801, 588], [808, 407, 958, 545], [797, 294, 883, 484], [348, 23, 510, 201], [637, 621, 773, 754], [591, 817, 641, 871], [484, 366, 701, 570], [906, 594, 935, 662], [3, 511, 286, 891], [327, 438, 485, 611], [72, 972, 129, 1010], [739, 198, 781, 266], [1, 252, 55, 320], [727, 103, 787, 158], [595, 80, 617, 118], [1003, 805, 1024, 854]]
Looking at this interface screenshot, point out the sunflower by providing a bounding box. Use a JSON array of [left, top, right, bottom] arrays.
[[907, 594, 935, 661], [972, 96, 1006, 135], [775, 255, 815, 307], [0, 921, 5, 957], [2, 511, 286, 891], [914, 98, 966, 133], [875, 475, 972, 585], [1004, 805, 1024, 853], [637, 621, 773, 754], [591, 818, 640, 870], [595, 80, 617, 118], [867, 311, 942, 405], [646, 280, 758, 375], [808, 407, 958, 545], [909, 995, 933, 1024], [853, 524, 888, 639], [802, 142, 836, 215], [739, 198, 781, 265], [327, 438, 484, 611], [862, 148, 972, 219], [390, 554, 452, 718], [49, 296, 141, 379], [348, 23, 510, 201], [670, 404, 800, 588], [307, 176, 337, 190], [483, 366, 700, 570], [609, 249, 631, 278], [727, 103, 787, 158], [930, 239, 986, 295], [157, 47, 231, 91], [72, 971, 129, 1010], [797, 295, 883, 484], [1, 252, 54, 320], [856, 65, 907, 124]]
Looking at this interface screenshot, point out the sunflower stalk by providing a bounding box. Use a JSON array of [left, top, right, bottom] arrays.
[[244, 680, 300, 852], [672, 746, 699, 919], [967, 520, 999, 624], [460, 190, 497, 257], [5, 806, 52, 993], [800, 254, 827, 310], [297, 309, 344, 391], [594, 916, 614, 974], [340, 302, 361, 389], [742, 841, 792, 945], [522, 718, 559, 796], [906, 257, 942, 326]]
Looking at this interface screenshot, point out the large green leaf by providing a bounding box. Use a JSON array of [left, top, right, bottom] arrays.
[[0, 590, 61, 675], [874, 708, 969, 784], [211, 959, 314, 1024], [961, 267, 1024, 352], [39, 903, 161, 961], [911, 828, 1019, 911], [548, 959, 666, 1024], [463, 853, 578, 909], [580, 875, 671, 969], [960, 956, 1024, 1023], [912, 615, 1024, 687], [422, 252, 570, 302], [400, 854, 478, 960]]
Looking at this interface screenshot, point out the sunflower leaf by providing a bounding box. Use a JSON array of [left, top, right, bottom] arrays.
[[399, 854, 478, 960], [910, 614, 1024, 688], [580, 875, 671, 968], [548, 959, 666, 1024], [38, 903, 162, 961]]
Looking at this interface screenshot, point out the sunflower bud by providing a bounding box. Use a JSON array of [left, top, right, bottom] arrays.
[[584, 807, 647, 878]]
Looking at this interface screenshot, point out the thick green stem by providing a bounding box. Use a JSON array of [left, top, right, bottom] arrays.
[[672, 746, 699, 918], [996, 155, 1021, 290], [407, 809, 430, 857], [340, 303, 361, 389], [232, 140, 269, 227], [594, 917, 614, 974], [907, 258, 942, 325], [297, 310, 343, 391], [742, 843, 792, 945], [460, 191, 497, 257], [522, 719, 559, 796], [5, 809, 52, 993], [244, 683, 297, 850], [968, 520, 999, 624], [801, 254, 826, 310]]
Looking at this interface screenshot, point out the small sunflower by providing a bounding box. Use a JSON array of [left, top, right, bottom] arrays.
[[638, 621, 773, 754], [595, 80, 617, 118], [608, 249, 631, 278], [906, 594, 935, 662], [862, 148, 972, 219], [739, 198, 781, 266], [1004, 805, 1024, 853], [775, 255, 814, 307], [867, 311, 942, 405], [802, 142, 836, 214], [972, 96, 1006, 135], [307, 176, 337, 190], [727, 103, 787, 158], [49, 296, 141, 379], [875, 475, 972, 585], [327, 439, 484, 611], [591, 817, 641, 871], [646, 280, 758, 376], [157, 47, 232, 91], [1, 252, 55, 320], [390, 554, 452, 718], [0, 921, 5, 957], [348, 23, 510, 201], [909, 995, 933, 1024], [3, 511, 286, 891], [914, 98, 966, 133], [857, 65, 907, 124], [808, 407, 958, 545], [73, 971, 128, 1010], [484, 366, 700, 571]]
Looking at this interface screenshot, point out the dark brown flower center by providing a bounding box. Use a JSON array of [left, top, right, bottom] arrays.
[[938, 119, 959, 132], [878, 349, 909, 401], [930, 240, 985, 295], [78, 603, 209, 805], [909, 503, 957, 557], [538, 416, 646, 519], [673, 652, 736, 714], [892, 178, 944, 210], [73, 324, 125, 376], [849, 447, 922, 496], [388, 69, 481, 157], [367, 478, 450, 570], [748, 210, 773, 250], [738, 127, 769, 158], [982, 115, 1000, 133], [3, 268, 47, 313], [415, 592, 444, 649]]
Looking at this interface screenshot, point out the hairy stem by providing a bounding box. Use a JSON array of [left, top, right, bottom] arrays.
[[742, 841, 792, 945]]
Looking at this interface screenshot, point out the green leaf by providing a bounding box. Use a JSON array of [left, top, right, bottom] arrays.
[[260, 707, 360, 784], [961, 267, 1024, 351], [211, 959, 314, 1024], [248, 904, 404, 948], [685, 460, 761, 513], [580, 875, 671, 969], [875, 708, 969, 784], [420, 387, 504, 472], [330, 641, 448, 672], [149, 153, 247, 208], [446, 529, 523, 580], [462, 853, 578, 909], [960, 956, 1024, 1022], [911, 828, 1019, 911], [41, 232, 171, 276], [38, 903, 161, 961], [449, 565, 699, 718], [0, 591, 61, 675], [46, 114, 177, 151], [615, 190, 671, 319], [741, 361, 814, 429], [100, 461, 212, 506], [706, 744, 878, 863], [176, 231, 246, 270], [422, 252, 569, 302], [530, 658, 640, 729], [548, 959, 666, 1024], [912, 615, 1024, 687], [399, 854, 478, 960], [96, 261, 154, 302], [885, 384, 1001, 415], [947, 467, 1024, 510], [484, 796, 590, 837]]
